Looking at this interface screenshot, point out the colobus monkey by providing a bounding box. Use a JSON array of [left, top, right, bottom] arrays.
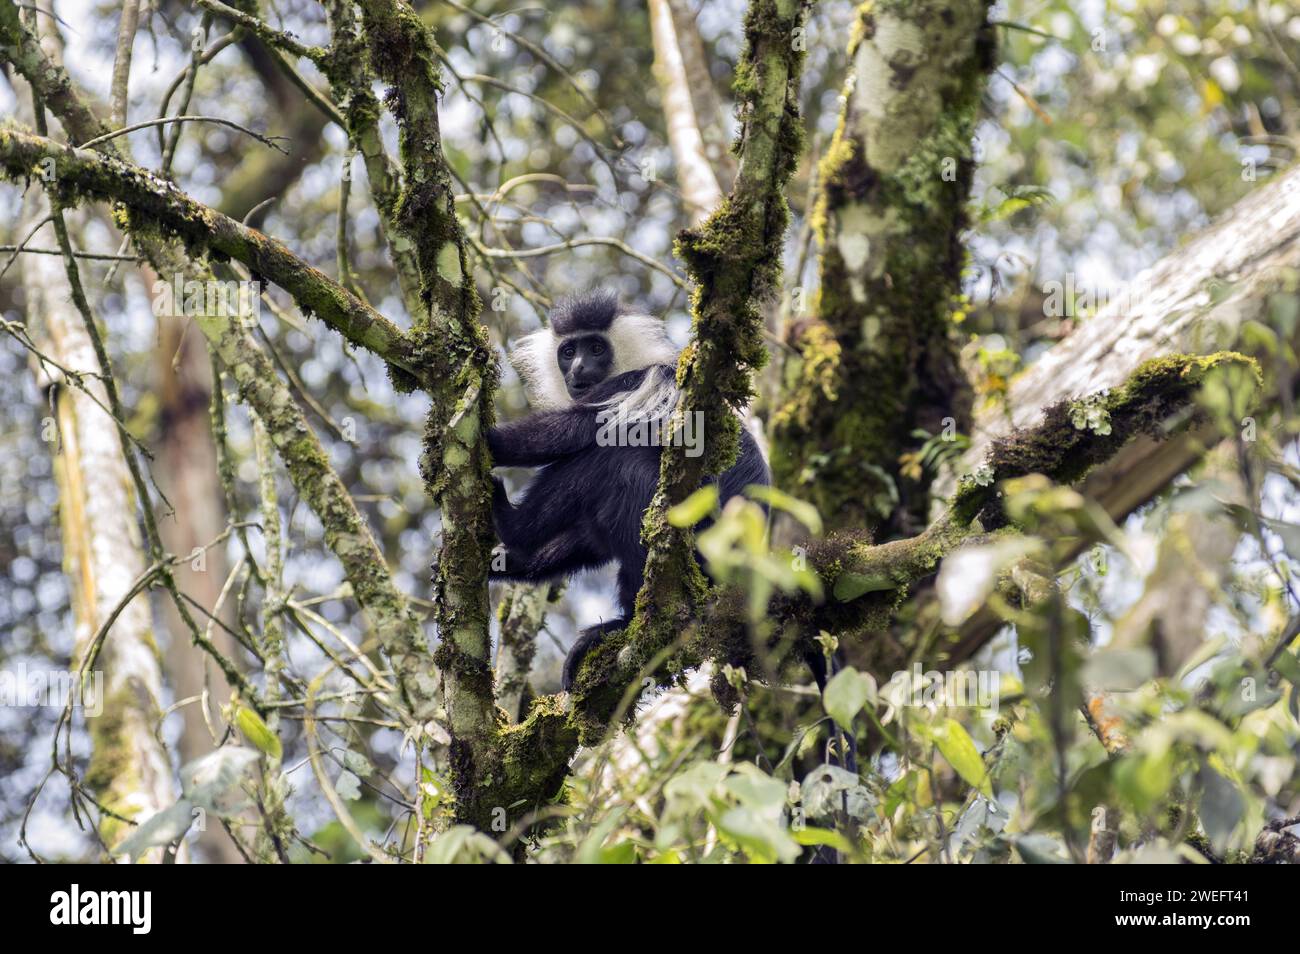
[[488, 291, 770, 690]]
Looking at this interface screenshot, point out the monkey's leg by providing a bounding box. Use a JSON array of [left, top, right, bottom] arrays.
[[493, 477, 568, 550], [524, 528, 604, 579], [613, 556, 644, 616], [489, 527, 604, 584], [492, 463, 586, 549], [491, 476, 529, 545]]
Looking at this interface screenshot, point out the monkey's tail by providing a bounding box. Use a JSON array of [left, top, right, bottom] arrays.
[[808, 650, 859, 866], [808, 651, 859, 776]]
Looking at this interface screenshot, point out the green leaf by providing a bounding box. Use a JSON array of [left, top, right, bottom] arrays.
[[1198, 766, 1243, 856], [233, 705, 282, 760], [790, 826, 853, 852], [801, 764, 873, 819], [1114, 750, 1174, 810], [663, 761, 729, 807], [714, 807, 801, 864], [112, 800, 196, 862], [932, 718, 990, 797], [723, 765, 789, 811], [335, 770, 362, 801], [745, 484, 822, 535], [1015, 833, 1070, 864], [425, 825, 474, 863], [666, 485, 718, 527], [833, 571, 895, 602], [576, 808, 627, 864], [1272, 650, 1300, 686], [425, 825, 511, 864], [599, 840, 638, 864], [180, 747, 260, 816], [822, 667, 877, 728]]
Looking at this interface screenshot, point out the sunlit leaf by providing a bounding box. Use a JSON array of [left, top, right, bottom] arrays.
[[233, 705, 282, 760], [112, 800, 196, 862], [932, 718, 991, 797], [745, 484, 822, 535], [666, 485, 718, 527], [823, 667, 877, 728]]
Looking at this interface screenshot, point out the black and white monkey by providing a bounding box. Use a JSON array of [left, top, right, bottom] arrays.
[[488, 291, 770, 690]]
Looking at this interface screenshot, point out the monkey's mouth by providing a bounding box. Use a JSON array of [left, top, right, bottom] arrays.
[[567, 380, 592, 397]]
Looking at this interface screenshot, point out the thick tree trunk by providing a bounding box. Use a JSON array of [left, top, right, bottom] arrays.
[[22, 198, 179, 860], [772, 0, 994, 535]]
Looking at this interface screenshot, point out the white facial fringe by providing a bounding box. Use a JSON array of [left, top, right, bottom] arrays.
[[594, 364, 679, 424], [507, 313, 680, 414]]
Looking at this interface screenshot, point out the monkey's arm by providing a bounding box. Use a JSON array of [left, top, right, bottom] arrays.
[[488, 367, 656, 466], [487, 408, 600, 466]]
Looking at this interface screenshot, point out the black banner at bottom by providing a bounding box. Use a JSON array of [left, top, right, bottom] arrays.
[[7, 862, 1287, 938]]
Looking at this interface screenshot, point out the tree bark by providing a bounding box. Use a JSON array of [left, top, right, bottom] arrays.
[[649, 0, 724, 226], [22, 198, 179, 859], [772, 0, 995, 535], [936, 163, 1300, 665]]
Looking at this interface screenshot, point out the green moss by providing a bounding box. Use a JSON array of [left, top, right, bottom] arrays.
[[84, 685, 160, 850], [952, 352, 1261, 524], [771, 0, 996, 536]]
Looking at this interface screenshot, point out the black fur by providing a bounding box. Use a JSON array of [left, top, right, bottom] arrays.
[[488, 364, 769, 690], [548, 289, 621, 337]]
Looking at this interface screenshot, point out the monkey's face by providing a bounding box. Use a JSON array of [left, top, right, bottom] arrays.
[[556, 334, 613, 399]]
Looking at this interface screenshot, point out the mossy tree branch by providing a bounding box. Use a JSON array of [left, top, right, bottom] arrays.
[[318, 0, 425, 320], [804, 352, 1260, 679], [931, 165, 1300, 664], [454, 0, 821, 816], [520, 0, 807, 732], [772, 0, 996, 535], [0, 0, 115, 152], [353, 0, 501, 829], [0, 127, 418, 376], [568, 0, 812, 717], [495, 583, 561, 724], [197, 276, 434, 717]]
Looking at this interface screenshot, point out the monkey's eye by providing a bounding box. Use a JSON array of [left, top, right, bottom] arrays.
[[590, 342, 605, 356], [561, 345, 576, 359]]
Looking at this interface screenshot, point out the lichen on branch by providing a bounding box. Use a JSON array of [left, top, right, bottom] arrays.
[[347, 0, 502, 830], [0, 125, 417, 377]]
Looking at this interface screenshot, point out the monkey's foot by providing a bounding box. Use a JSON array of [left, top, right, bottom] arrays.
[[561, 617, 628, 692]]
